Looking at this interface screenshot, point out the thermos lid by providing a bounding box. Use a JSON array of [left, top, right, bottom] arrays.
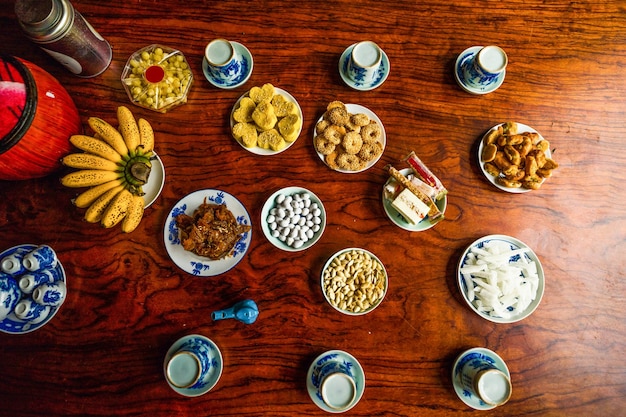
[[14, 0, 73, 42]]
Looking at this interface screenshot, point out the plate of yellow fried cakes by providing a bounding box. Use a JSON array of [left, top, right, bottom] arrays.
[[230, 83, 303, 155], [313, 101, 386, 173]]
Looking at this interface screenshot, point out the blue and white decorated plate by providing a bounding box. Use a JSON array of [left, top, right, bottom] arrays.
[[339, 43, 390, 91], [163, 189, 252, 276], [163, 334, 223, 397], [306, 350, 365, 413], [452, 347, 510, 410], [0, 244, 66, 334], [382, 168, 447, 231], [457, 234, 545, 323]]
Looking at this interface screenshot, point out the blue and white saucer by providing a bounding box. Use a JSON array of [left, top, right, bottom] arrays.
[[451, 347, 511, 410], [0, 244, 66, 334], [454, 46, 505, 95], [163, 334, 223, 397], [339, 44, 390, 91], [202, 42, 253, 89], [306, 350, 365, 413]]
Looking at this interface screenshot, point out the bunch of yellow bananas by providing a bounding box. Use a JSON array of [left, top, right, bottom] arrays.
[[60, 106, 155, 233]]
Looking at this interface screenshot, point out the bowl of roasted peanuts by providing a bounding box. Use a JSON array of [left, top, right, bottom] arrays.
[[321, 248, 388, 316]]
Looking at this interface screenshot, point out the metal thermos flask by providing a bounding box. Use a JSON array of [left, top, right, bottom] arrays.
[[14, 0, 112, 77]]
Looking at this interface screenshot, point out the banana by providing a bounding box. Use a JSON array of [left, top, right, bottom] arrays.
[[117, 106, 140, 153], [88, 117, 129, 157], [138, 118, 154, 153], [69, 135, 122, 163], [61, 153, 121, 171], [101, 189, 132, 228], [61, 169, 121, 188], [62, 106, 157, 233], [121, 195, 145, 233], [84, 185, 125, 223], [73, 178, 125, 208]]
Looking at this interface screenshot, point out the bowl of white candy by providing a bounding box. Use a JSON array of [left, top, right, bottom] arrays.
[[261, 187, 326, 252], [457, 234, 545, 323]]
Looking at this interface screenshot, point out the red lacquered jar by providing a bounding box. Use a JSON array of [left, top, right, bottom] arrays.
[[0, 54, 81, 180]]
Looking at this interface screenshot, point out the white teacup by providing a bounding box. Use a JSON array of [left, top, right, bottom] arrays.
[[317, 361, 357, 410], [346, 41, 383, 84], [1, 253, 26, 276], [204, 39, 244, 83], [460, 355, 512, 406], [22, 245, 58, 271], [18, 270, 55, 294], [463, 45, 508, 88], [0, 275, 21, 321], [32, 281, 66, 307], [14, 298, 51, 324], [165, 337, 213, 389]]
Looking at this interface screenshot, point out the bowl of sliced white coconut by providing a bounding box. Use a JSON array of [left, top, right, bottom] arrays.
[[457, 234, 545, 323]]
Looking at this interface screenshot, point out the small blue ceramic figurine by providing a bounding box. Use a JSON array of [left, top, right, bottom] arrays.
[[212, 299, 258, 324]]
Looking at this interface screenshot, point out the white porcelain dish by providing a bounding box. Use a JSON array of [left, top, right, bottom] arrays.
[[143, 151, 165, 208], [457, 234, 545, 323], [478, 122, 551, 193], [382, 168, 447, 231], [314, 104, 386, 173], [260, 186, 326, 252], [163, 189, 252, 276], [230, 87, 303, 155]]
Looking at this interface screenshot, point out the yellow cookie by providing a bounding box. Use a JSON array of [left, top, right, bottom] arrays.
[[271, 94, 298, 118], [249, 83, 275, 104], [278, 113, 301, 142], [233, 97, 256, 123], [258, 129, 286, 151], [252, 99, 277, 131], [232, 122, 258, 148]]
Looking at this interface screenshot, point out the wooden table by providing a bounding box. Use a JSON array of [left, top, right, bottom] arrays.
[[1, 1, 625, 415]]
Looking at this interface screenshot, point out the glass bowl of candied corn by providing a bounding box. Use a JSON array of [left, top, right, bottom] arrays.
[[121, 44, 193, 113]]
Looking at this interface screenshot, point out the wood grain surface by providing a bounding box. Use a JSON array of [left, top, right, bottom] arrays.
[[1, 0, 625, 416]]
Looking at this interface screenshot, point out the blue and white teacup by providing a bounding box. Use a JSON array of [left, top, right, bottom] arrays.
[[1, 252, 26, 276], [346, 41, 383, 84], [317, 360, 357, 410], [463, 45, 508, 88], [204, 39, 244, 83], [0, 274, 21, 321], [14, 298, 51, 324], [18, 270, 56, 294], [22, 245, 58, 272], [165, 337, 213, 389], [460, 352, 512, 406], [32, 281, 66, 307]]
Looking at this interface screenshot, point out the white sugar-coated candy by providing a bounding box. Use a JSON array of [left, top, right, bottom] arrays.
[[278, 234, 286, 242], [302, 207, 310, 216], [299, 229, 307, 240], [294, 193, 302, 201], [271, 230, 280, 238], [277, 208, 286, 219], [276, 194, 285, 204], [302, 193, 310, 200], [298, 217, 306, 226], [281, 227, 290, 236], [306, 220, 314, 227], [270, 208, 277, 215], [311, 203, 318, 210], [306, 229, 314, 239], [267, 214, 275, 223], [304, 199, 311, 208], [294, 207, 302, 215], [287, 237, 295, 246], [301, 225, 309, 232], [290, 216, 299, 224], [293, 240, 304, 249], [280, 219, 290, 228], [290, 229, 299, 238], [269, 222, 277, 231], [313, 224, 320, 232], [313, 216, 321, 225], [312, 208, 321, 217], [284, 195, 292, 205]]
